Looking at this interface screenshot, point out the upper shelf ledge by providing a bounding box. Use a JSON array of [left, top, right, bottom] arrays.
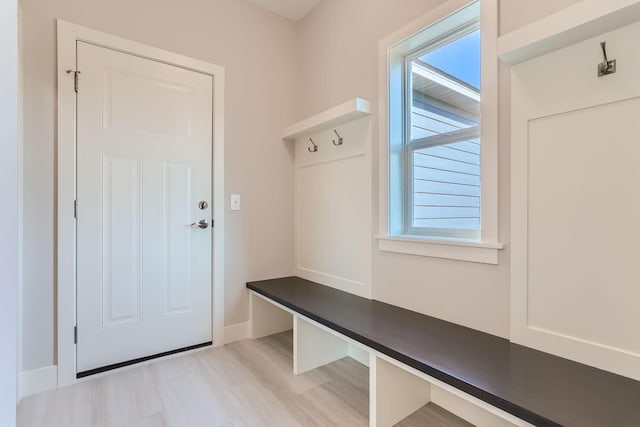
[[283, 98, 371, 142], [498, 0, 640, 64]]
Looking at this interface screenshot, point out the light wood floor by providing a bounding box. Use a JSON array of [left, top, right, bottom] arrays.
[[18, 332, 472, 427]]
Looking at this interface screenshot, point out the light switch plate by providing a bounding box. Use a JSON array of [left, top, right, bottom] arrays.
[[230, 194, 241, 211]]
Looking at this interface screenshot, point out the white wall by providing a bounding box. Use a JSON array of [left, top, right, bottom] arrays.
[[21, 0, 297, 371], [295, 0, 582, 338], [0, 0, 19, 422]]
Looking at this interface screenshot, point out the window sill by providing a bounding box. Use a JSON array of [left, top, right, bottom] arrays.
[[375, 235, 503, 264]]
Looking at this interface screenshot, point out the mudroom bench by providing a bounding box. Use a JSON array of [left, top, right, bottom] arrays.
[[246, 276, 640, 427]]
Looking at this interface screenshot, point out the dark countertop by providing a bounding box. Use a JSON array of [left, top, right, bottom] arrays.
[[247, 276, 640, 427]]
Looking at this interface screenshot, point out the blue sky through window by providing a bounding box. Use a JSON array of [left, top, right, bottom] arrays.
[[419, 30, 480, 89]]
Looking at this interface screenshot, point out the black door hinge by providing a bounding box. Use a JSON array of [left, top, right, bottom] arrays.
[[74, 326, 78, 344], [66, 70, 81, 93]]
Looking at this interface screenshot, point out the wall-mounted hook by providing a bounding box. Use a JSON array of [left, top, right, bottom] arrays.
[[332, 130, 344, 146], [308, 138, 318, 153], [598, 41, 616, 77]]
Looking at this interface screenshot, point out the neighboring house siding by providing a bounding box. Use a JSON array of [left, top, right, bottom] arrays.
[[411, 101, 480, 230]]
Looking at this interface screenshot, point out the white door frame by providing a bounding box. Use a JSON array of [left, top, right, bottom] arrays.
[[17, 1, 24, 400], [57, 20, 225, 387], [0, 0, 18, 422]]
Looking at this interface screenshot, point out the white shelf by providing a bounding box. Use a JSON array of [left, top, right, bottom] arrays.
[[282, 97, 371, 142], [498, 0, 640, 64]]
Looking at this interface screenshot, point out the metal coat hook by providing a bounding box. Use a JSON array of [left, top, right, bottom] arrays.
[[598, 41, 616, 77], [332, 130, 344, 146], [308, 138, 318, 153]]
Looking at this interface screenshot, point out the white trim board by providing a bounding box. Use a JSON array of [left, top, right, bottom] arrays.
[[20, 366, 57, 399], [0, 0, 19, 422], [17, 1, 25, 403], [56, 20, 225, 388], [376, 236, 502, 264], [498, 0, 640, 64], [282, 98, 370, 141], [224, 322, 250, 344]]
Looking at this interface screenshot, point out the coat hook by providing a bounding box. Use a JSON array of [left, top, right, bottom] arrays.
[[332, 130, 344, 146], [598, 41, 616, 77], [308, 138, 318, 153]]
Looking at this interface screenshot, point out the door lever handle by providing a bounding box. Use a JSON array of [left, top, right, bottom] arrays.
[[190, 219, 209, 229]]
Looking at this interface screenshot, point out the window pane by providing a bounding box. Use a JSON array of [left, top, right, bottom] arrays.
[[419, 30, 481, 89], [412, 139, 480, 231], [408, 27, 481, 236]]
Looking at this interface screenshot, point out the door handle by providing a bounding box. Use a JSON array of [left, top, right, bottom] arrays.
[[191, 219, 209, 229]]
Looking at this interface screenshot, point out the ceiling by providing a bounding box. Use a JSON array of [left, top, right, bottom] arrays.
[[246, 0, 321, 21]]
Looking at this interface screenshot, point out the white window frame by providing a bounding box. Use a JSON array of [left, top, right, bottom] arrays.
[[404, 21, 480, 240], [377, 0, 502, 264]]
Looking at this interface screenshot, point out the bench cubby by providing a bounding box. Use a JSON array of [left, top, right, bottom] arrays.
[[247, 276, 640, 427]]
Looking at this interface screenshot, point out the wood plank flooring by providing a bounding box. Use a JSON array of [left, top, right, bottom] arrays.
[[17, 332, 472, 427]]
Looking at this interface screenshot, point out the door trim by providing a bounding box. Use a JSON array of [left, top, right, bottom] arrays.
[[56, 20, 225, 387]]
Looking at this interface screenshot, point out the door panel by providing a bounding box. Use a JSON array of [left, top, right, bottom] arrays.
[[101, 154, 143, 328], [103, 69, 195, 136], [76, 41, 213, 373], [162, 160, 195, 317]]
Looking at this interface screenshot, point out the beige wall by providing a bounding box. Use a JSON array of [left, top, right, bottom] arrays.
[[21, 0, 586, 372], [500, 0, 582, 35], [21, 0, 297, 370], [295, 0, 582, 338]]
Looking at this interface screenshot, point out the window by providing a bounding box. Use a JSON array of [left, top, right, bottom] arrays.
[[378, 0, 501, 263], [406, 25, 481, 239]]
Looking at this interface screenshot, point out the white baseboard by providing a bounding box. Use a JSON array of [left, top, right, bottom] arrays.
[[20, 365, 57, 399], [224, 321, 250, 344]]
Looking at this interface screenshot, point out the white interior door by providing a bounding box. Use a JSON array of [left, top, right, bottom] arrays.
[[76, 41, 213, 373], [511, 21, 640, 381]]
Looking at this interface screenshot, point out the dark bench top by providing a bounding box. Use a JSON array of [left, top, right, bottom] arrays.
[[247, 276, 640, 427]]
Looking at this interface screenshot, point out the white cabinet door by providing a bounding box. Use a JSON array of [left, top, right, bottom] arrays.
[[76, 41, 213, 373], [511, 21, 640, 381]]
